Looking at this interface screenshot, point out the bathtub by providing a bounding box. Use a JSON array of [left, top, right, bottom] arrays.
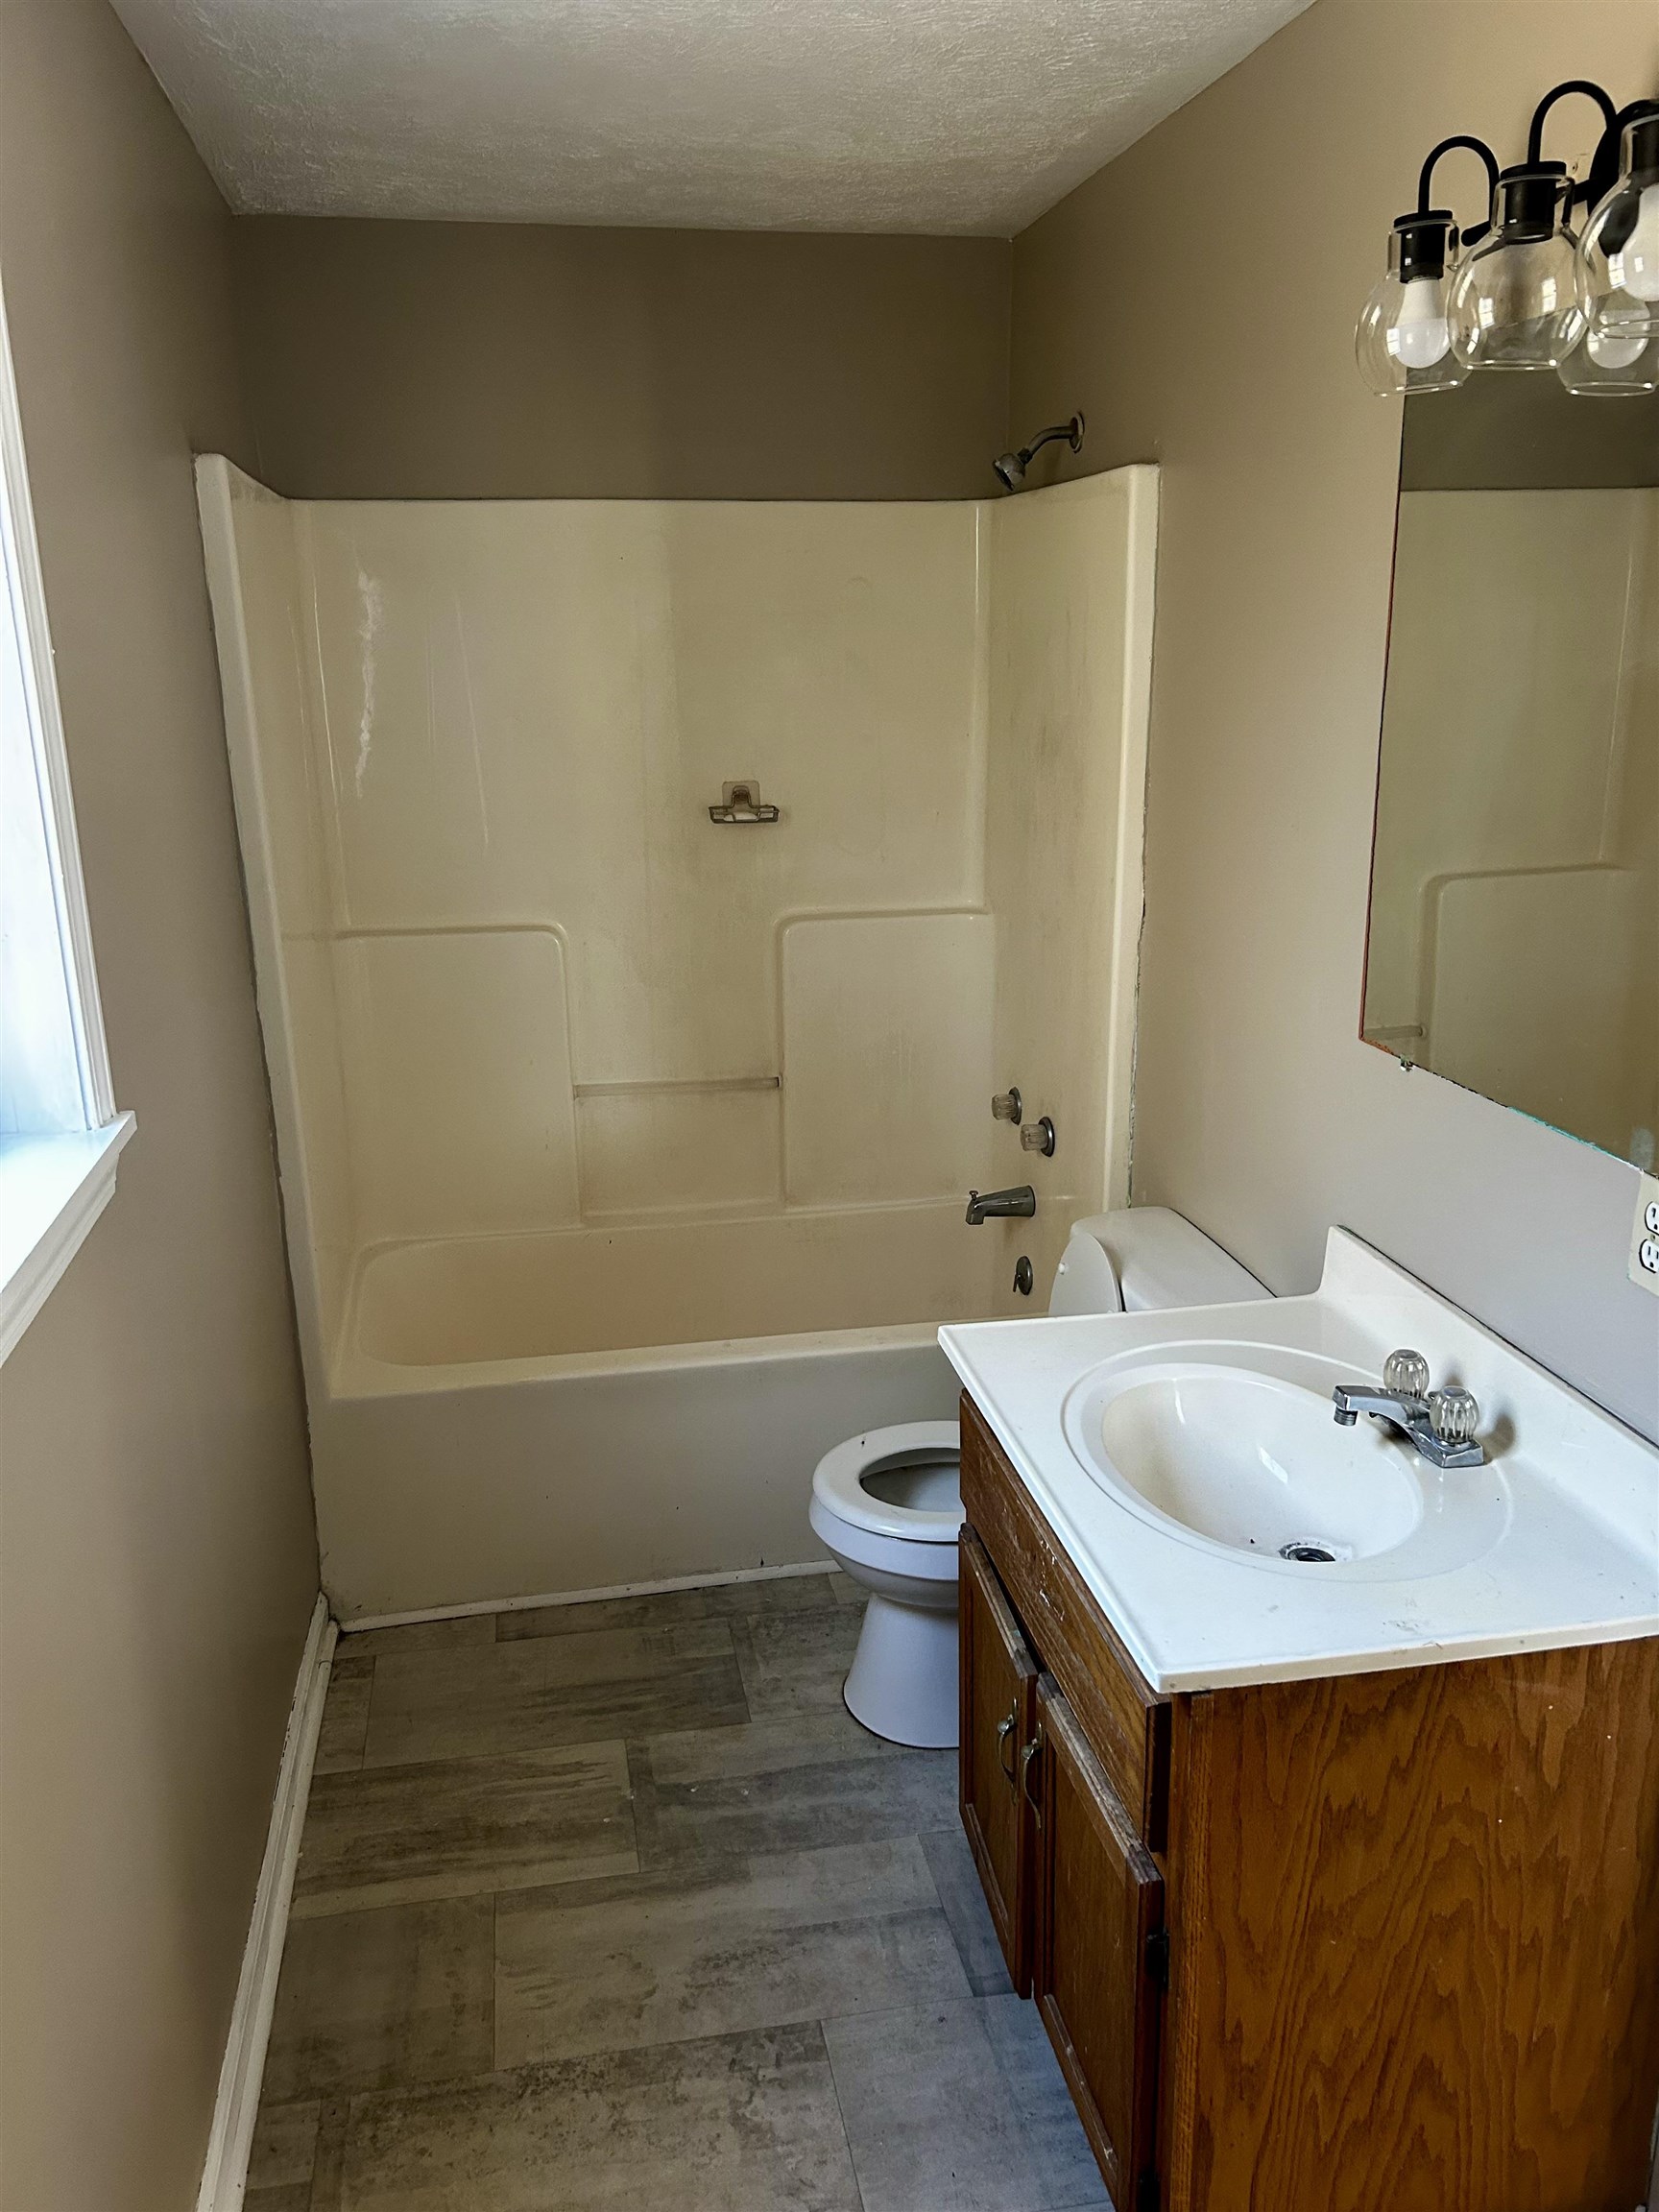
[[315, 1199, 1060, 1622]]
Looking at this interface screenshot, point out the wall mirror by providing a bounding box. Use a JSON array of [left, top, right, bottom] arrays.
[[1362, 375, 1658, 1168]]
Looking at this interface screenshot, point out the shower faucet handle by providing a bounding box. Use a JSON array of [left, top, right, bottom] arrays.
[[1020, 1117, 1056, 1157], [992, 1089, 1022, 1125]]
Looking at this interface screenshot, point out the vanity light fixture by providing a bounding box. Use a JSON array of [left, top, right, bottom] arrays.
[[1358, 81, 1659, 399]]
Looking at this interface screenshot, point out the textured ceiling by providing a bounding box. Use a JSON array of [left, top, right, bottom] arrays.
[[108, 0, 1311, 236]]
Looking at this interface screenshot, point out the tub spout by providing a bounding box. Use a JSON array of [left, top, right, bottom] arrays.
[[965, 1185, 1037, 1225]]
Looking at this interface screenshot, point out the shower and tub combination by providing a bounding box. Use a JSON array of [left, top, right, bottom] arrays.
[[197, 460, 1157, 1623]]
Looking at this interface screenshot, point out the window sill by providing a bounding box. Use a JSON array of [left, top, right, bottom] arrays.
[[0, 1114, 134, 1366]]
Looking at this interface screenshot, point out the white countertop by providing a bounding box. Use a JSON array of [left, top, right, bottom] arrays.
[[940, 1228, 1659, 1694]]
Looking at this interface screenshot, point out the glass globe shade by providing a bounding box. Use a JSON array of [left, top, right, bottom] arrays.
[[1563, 110, 1659, 394], [1449, 167, 1587, 371], [1557, 299, 1659, 395]]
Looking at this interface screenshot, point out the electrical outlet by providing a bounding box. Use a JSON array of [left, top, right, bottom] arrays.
[[1631, 1172, 1659, 1300]]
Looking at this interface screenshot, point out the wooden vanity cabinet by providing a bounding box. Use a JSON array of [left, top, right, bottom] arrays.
[[958, 1528, 1039, 1992], [1032, 1676, 1165, 2212], [957, 1389, 1659, 2212], [961, 1394, 1170, 2211]]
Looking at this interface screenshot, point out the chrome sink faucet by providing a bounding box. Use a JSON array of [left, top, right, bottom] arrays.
[[965, 1185, 1037, 1225], [1333, 1349, 1484, 1469]]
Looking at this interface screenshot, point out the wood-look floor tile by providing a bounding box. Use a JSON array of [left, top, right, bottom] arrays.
[[645, 1735, 957, 1864], [828, 1571, 863, 1606], [336, 1615, 497, 1659], [646, 1705, 895, 1790], [729, 1607, 865, 1719], [292, 1742, 637, 1914], [494, 1835, 970, 2067], [246, 2099, 319, 2191], [823, 1995, 1108, 2212], [245, 2187, 312, 2212], [262, 1897, 494, 2102], [360, 1622, 748, 1767], [920, 1826, 1016, 1998], [315, 1656, 374, 1777], [336, 2023, 861, 2212], [497, 1573, 834, 1641], [306, 2097, 350, 2212]]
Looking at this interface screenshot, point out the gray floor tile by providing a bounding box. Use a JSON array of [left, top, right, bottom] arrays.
[[315, 1656, 374, 1777], [647, 1734, 957, 1864], [262, 1897, 494, 2102], [498, 1573, 834, 1641], [336, 2023, 861, 2212], [307, 2098, 351, 2212], [621, 1737, 747, 1885], [247, 2099, 319, 2190], [495, 1835, 972, 2067], [729, 1606, 865, 1718], [920, 1826, 1015, 1998], [338, 1615, 497, 1659], [823, 1995, 1108, 2212], [361, 1623, 748, 1767], [646, 1705, 896, 1789], [257, 1584, 1097, 2212], [292, 1742, 637, 1915]]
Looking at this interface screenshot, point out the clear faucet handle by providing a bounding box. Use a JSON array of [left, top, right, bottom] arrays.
[[992, 1088, 1022, 1125], [1428, 1387, 1479, 1447], [1382, 1348, 1430, 1399]]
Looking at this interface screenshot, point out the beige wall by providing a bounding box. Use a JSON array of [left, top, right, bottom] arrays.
[[0, 5, 320, 2208], [232, 218, 1012, 501], [1010, 0, 1659, 1442]]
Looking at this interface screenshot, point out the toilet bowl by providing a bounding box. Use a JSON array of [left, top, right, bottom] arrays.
[[809, 1207, 1270, 1747], [808, 1423, 963, 1746]]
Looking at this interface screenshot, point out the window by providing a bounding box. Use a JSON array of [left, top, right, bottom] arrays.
[[0, 270, 132, 1363]]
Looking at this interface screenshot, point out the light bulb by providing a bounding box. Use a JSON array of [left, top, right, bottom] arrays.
[[1387, 277, 1452, 368], [1609, 181, 1659, 301]]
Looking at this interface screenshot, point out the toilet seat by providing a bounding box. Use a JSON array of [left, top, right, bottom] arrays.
[[810, 1422, 962, 1544]]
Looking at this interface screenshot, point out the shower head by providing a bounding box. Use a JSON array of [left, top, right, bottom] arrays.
[[992, 412, 1085, 493]]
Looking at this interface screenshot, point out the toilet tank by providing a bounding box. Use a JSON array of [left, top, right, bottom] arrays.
[[1047, 1207, 1268, 1316]]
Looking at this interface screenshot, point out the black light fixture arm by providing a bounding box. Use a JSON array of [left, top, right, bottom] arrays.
[[1415, 134, 1501, 243], [1527, 79, 1619, 167], [1526, 79, 1626, 209]]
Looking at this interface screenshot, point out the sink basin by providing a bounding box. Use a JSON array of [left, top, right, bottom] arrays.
[[1063, 1345, 1510, 1579], [943, 1228, 1659, 1690]]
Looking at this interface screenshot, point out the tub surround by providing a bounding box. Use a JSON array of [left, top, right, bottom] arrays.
[[197, 458, 1156, 1618], [941, 1228, 1659, 1693]]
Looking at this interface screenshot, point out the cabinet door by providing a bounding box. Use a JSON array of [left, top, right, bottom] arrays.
[[959, 1527, 1039, 1994], [1034, 1677, 1165, 2212]]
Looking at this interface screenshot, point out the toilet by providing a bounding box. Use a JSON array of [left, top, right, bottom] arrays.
[[808, 1207, 1270, 1747]]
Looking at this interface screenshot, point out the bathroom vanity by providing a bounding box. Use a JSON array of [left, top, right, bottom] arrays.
[[945, 1232, 1659, 2212]]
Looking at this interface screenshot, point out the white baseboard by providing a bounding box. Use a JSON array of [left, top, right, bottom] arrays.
[[196, 1593, 336, 2212], [339, 1557, 837, 1636]]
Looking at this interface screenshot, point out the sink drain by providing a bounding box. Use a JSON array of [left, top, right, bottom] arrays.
[[1279, 1540, 1338, 1564]]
